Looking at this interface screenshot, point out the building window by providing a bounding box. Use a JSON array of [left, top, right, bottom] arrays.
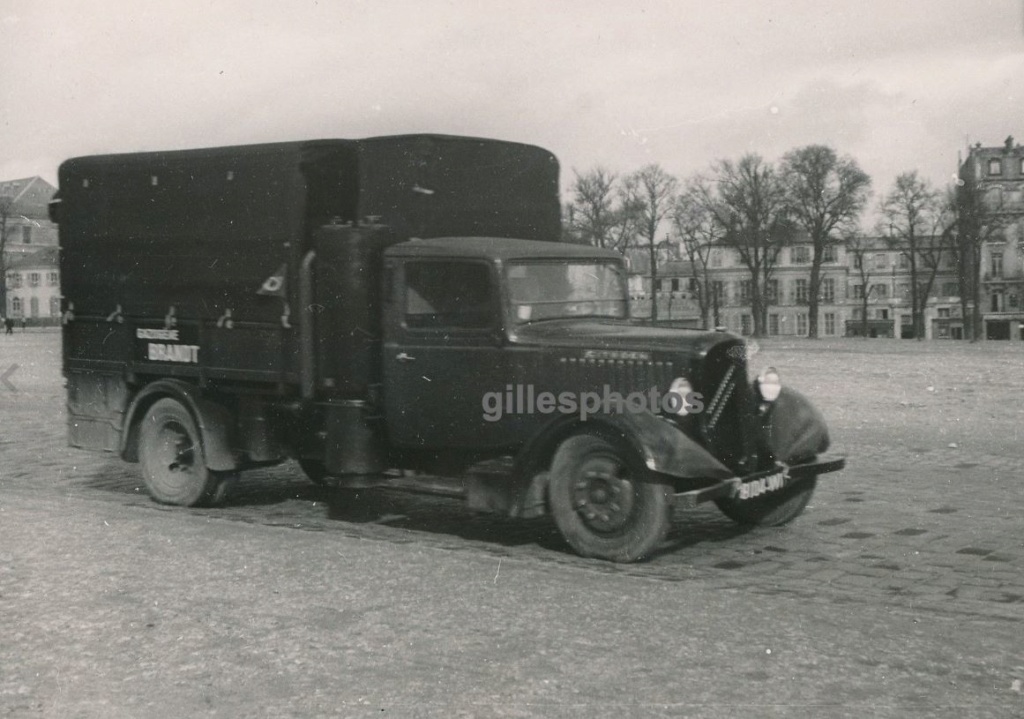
[[852, 308, 863, 320], [942, 282, 958, 297], [11, 297, 21, 315], [670, 278, 679, 292], [739, 280, 751, 303], [821, 278, 835, 303], [48, 272, 59, 286], [794, 279, 808, 303], [6, 272, 20, 289], [824, 313, 836, 336], [988, 158, 1002, 175], [853, 253, 862, 269], [1011, 294, 1019, 308], [654, 279, 663, 292], [873, 253, 887, 270], [22, 225, 32, 244], [872, 283, 888, 299], [991, 252, 1003, 277], [796, 313, 807, 336], [768, 314, 780, 336], [897, 283, 910, 300], [792, 246, 810, 264], [740, 315, 752, 336], [29, 297, 38, 318], [898, 253, 910, 269], [876, 308, 889, 320], [28, 273, 40, 288], [853, 284, 864, 299], [49, 296, 60, 317], [822, 245, 837, 263], [710, 251, 722, 268], [938, 307, 950, 318], [767, 279, 779, 303]]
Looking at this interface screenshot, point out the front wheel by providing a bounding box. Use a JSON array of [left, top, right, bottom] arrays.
[[715, 476, 817, 526], [548, 432, 673, 562], [138, 398, 229, 507]]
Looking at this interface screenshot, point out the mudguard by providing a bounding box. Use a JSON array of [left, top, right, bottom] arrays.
[[120, 379, 239, 471], [762, 386, 830, 464], [516, 411, 733, 485]]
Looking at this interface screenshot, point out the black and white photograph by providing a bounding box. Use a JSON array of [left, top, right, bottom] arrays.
[[1, 1, 1022, 716]]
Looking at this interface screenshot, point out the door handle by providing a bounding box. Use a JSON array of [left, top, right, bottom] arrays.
[[395, 352, 417, 363]]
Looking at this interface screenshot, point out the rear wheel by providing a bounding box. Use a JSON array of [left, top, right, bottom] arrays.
[[138, 398, 229, 507], [548, 432, 672, 562], [715, 476, 817, 526]]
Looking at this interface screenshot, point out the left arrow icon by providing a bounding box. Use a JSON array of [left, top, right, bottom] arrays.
[[2, 364, 18, 392]]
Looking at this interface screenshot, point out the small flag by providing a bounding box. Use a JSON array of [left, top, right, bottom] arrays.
[[258, 264, 287, 296]]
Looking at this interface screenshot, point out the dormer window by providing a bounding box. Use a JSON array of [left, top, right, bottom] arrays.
[[988, 158, 1002, 176]]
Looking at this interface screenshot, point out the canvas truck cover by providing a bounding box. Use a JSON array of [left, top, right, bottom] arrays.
[[56, 135, 560, 321], [56, 135, 559, 385]]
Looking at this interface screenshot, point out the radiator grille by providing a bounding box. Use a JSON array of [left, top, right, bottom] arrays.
[[699, 342, 756, 473]]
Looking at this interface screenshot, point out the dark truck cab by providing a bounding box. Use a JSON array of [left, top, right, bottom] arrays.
[[54, 135, 843, 562]]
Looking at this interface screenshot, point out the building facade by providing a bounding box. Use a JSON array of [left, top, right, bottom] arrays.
[[1, 177, 61, 325], [631, 235, 962, 339], [959, 137, 1024, 340]]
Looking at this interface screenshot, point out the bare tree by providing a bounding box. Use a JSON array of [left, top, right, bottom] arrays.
[[951, 175, 1009, 341], [845, 233, 878, 337], [698, 154, 791, 336], [880, 171, 945, 340], [781, 145, 871, 338], [672, 179, 721, 329], [0, 195, 12, 320], [623, 164, 678, 321], [566, 167, 640, 253]]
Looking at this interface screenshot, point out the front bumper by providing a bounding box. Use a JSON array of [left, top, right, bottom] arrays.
[[673, 454, 846, 509]]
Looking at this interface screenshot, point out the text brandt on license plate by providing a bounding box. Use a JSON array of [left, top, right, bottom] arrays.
[[737, 471, 787, 500]]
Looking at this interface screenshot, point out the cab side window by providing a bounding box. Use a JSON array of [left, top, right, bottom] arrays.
[[404, 261, 496, 330]]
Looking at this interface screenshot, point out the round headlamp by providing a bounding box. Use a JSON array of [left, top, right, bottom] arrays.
[[757, 367, 782, 402], [667, 376, 694, 415]]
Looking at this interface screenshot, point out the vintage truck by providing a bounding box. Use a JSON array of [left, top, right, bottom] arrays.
[[52, 134, 844, 562]]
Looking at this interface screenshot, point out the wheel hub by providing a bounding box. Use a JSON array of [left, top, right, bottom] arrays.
[[572, 458, 635, 533]]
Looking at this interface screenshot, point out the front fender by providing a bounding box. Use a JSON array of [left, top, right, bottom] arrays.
[[762, 386, 831, 463], [601, 411, 734, 480], [516, 410, 733, 484]]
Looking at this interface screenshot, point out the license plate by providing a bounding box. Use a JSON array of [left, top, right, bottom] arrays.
[[737, 471, 787, 500]]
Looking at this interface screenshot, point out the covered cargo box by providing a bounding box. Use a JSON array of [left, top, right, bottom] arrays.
[[56, 134, 560, 391]]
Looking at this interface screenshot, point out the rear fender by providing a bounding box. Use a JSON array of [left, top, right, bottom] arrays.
[[120, 380, 239, 471]]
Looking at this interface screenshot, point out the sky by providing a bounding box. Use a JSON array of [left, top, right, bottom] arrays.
[[2, 0, 1022, 216]]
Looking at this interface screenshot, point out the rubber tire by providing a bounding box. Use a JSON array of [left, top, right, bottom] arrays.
[[298, 459, 332, 486], [138, 397, 227, 507], [715, 476, 817, 527], [548, 433, 673, 563]]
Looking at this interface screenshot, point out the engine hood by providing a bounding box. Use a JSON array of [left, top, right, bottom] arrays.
[[508, 319, 742, 358]]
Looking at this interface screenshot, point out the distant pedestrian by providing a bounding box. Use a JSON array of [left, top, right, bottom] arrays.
[[20, 317, 26, 332], [4, 318, 13, 335]]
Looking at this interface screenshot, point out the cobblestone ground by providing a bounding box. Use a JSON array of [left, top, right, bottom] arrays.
[[1, 330, 1023, 716]]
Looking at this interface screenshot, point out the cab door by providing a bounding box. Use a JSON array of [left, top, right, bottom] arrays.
[[382, 257, 509, 449]]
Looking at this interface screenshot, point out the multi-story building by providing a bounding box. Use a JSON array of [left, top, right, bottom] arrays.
[[630, 235, 962, 339], [959, 137, 1024, 340], [1, 176, 61, 325]]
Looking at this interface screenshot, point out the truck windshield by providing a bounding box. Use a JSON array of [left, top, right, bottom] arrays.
[[507, 261, 628, 323]]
